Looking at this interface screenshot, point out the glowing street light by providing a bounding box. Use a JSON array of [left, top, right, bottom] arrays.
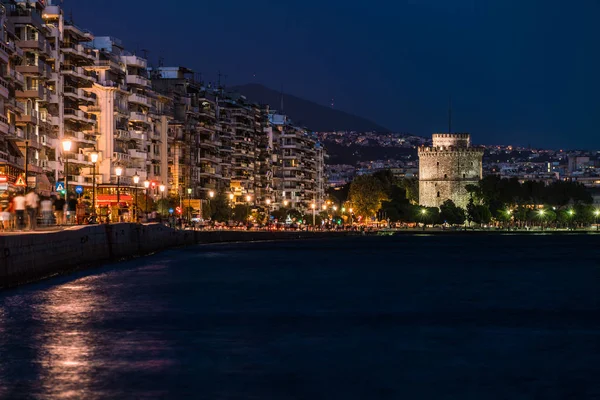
[[311, 202, 316, 226], [133, 173, 140, 222], [143, 180, 150, 215], [595, 209, 600, 231], [90, 149, 99, 222], [62, 139, 72, 201]]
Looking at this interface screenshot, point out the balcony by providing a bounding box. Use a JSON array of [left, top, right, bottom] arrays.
[[129, 130, 145, 141], [0, 42, 9, 64], [16, 63, 47, 76], [18, 36, 49, 54], [0, 78, 8, 99], [9, 8, 44, 30], [113, 151, 131, 163], [128, 93, 148, 106], [5, 68, 25, 86], [129, 111, 148, 123], [64, 23, 93, 40], [122, 55, 147, 69], [0, 115, 9, 135], [64, 108, 96, 125], [16, 109, 39, 125], [128, 149, 147, 159], [126, 74, 149, 87], [62, 42, 95, 62]]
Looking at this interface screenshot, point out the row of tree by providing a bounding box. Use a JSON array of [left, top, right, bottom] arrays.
[[337, 171, 597, 226]]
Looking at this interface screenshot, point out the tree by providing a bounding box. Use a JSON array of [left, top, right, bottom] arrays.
[[232, 204, 249, 223], [439, 200, 466, 226], [402, 178, 419, 204], [209, 191, 231, 222], [348, 175, 387, 219]]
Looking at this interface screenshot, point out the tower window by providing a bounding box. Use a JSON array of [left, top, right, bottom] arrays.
[[463, 174, 466, 178], [444, 174, 447, 179], [436, 162, 439, 167], [437, 191, 440, 197]]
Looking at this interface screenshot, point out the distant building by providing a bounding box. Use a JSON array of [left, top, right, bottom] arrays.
[[418, 133, 483, 209]]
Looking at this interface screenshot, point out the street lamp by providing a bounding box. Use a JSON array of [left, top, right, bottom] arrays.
[[143, 180, 150, 217], [228, 193, 234, 222], [188, 188, 192, 223], [311, 202, 316, 227], [90, 149, 98, 223], [420, 208, 427, 230], [115, 166, 122, 222], [159, 184, 166, 216], [245, 194, 251, 223], [133, 173, 140, 222], [538, 209, 545, 230], [594, 209, 600, 231], [349, 207, 354, 226], [62, 139, 72, 201]]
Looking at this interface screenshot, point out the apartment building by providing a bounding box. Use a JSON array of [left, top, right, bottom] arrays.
[[0, 2, 327, 212], [0, 0, 26, 187], [270, 113, 325, 210]]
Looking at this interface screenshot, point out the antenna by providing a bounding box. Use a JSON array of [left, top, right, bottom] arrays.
[[448, 95, 452, 134], [141, 49, 149, 59], [217, 70, 222, 88], [158, 56, 164, 68], [331, 98, 334, 108]]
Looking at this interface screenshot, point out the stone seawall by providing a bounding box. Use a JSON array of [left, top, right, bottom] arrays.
[[0, 224, 352, 289]]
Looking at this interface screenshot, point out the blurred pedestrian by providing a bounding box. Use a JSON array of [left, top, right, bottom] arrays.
[[25, 189, 39, 230], [54, 194, 65, 226], [67, 194, 77, 224], [41, 196, 53, 226], [13, 191, 26, 230]]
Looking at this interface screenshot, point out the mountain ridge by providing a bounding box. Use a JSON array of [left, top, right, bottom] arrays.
[[229, 83, 390, 133]]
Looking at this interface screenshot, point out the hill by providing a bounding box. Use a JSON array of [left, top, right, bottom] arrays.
[[229, 84, 390, 132]]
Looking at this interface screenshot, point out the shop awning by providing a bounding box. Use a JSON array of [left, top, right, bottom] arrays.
[[96, 194, 133, 205]]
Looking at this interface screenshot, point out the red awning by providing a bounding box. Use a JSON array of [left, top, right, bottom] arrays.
[[96, 194, 133, 205]]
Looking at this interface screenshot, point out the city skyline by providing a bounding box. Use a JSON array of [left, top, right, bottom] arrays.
[[68, 0, 600, 149]]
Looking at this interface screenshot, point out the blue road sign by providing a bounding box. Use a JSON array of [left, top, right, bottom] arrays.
[[168, 208, 174, 214], [55, 182, 65, 192], [75, 186, 83, 194]]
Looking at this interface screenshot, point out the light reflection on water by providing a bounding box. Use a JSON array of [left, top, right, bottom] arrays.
[[1, 236, 600, 399]]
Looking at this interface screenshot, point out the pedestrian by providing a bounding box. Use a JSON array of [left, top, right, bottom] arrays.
[[13, 191, 26, 230], [25, 189, 40, 230], [67, 194, 77, 224], [54, 194, 65, 226], [0, 193, 11, 231], [41, 196, 53, 226]]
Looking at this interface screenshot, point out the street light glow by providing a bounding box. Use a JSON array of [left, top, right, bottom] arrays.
[[421, 209, 427, 215], [143, 180, 150, 189], [595, 210, 600, 217], [62, 139, 72, 152], [115, 166, 123, 176], [539, 209, 545, 216], [229, 193, 234, 200], [209, 190, 215, 198], [245, 195, 251, 202], [159, 184, 165, 192], [90, 151, 98, 163], [311, 203, 316, 209], [349, 208, 353, 213], [266, 199, 271, 205], [568, 209, 574, 216], [133, 174, 140, 184], [283, 200, 289, 206]]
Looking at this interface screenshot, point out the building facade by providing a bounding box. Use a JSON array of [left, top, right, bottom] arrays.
[[418, 133, 483, 209]]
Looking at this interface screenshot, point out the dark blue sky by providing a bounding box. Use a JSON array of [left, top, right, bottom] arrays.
[[68, 0, 600, 149]]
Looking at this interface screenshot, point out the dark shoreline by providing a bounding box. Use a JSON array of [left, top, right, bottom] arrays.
[[0, 223, 356, 290]]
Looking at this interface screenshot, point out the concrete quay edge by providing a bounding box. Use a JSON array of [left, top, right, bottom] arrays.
[[0, 223, 354, 289]]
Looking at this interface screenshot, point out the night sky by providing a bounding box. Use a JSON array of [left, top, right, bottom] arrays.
[[68, 0, 600, 149]]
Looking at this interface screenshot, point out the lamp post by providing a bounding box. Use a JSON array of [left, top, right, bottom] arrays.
[[115, 166, 122, 222], [133, 173, 140, 222], [159, 184, 166, 217], [349, 208, 353, 227], [245, 194, 251, 223], [62, 139, 72, 198], [187, 188, 192, 223], [538, 209, 545, 230], [228, 193, 234, 222], [208, 190, 214, 220], [266, 198, 271, 227], [143, 180, 150, 218], [311, 202, 316, 228], [420, 208, 427, 230], [90, 150, 98, 223]]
